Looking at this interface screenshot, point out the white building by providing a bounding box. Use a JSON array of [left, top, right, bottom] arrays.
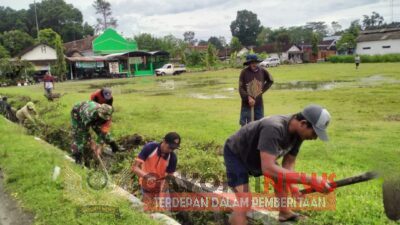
[[15, 44, 57, 71], [356, 28, 400, 55], [254, 44, 303, 63], [237, 47, 249, 57]]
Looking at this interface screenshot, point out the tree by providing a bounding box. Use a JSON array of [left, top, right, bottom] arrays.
[[0, 7, 29, 33], [230, 10, 262, 46], [336, 20, 360, 54], [0, 30, 35, 57], [229, 51, 237, 67], [82, 22, 95, 37], [256, 27, 272, 46], [311, 32, 319, 57], [37, 28, 66, 79], [134, 33, 162, 51], [0, 1, 94, 43], [305, 21, 328, 37], [93, 0, 117, 33], [267, 28, 291, 54], [186, 50, 204, 66], [203, 44, 218, 69], [159, 35, 188, 60], [198, 40, 208, 46], [380, 21, 400, 29], [287, 26, 313, 44], [0, 45, 10, 59], [38, 28, 59, 48], [230, 36, 242, 52], [218, 36, 227, 48], [348, 20, 361, 37], [362, 11, 384, 30], [183, 31, 197, 45], [0, 58, 35, 82], [53, 35, 67, 81], [331, 21, 342, 35], [208, 36, 223, 50], [26, 0, 88, 42], [277, 32, 291, 54]]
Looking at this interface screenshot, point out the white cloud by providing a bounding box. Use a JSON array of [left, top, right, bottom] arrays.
[[1, 0, 397, 40]]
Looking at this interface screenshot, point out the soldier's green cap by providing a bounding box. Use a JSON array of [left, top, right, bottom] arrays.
[[98, 104, 113, 120]]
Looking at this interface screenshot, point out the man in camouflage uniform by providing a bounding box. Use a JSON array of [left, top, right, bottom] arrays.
[[70, 100, 119, 166]]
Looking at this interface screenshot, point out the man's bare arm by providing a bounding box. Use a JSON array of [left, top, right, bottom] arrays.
[[282, 154, 296, 171], [132, 160, 147, 178]]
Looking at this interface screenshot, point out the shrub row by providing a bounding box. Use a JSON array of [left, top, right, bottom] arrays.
[[328, 54, 400, 63]]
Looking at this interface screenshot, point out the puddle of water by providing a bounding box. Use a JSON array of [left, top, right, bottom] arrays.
[[272, 81, 343, 91], [189, 93, 230, 99], [88, 81, 132, 89], [186, 80, 226, 89], [360, 75, 400, 84], [158, 80, 176, 90], [158, 79, 227, 90], [148, 92, 174, 96], [223, 87, 235, 92], [272, 75, 400, 91]]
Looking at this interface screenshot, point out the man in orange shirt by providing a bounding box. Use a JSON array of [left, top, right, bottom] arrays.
[[90, 87, 113, 106], [132, 132, 180, 199]]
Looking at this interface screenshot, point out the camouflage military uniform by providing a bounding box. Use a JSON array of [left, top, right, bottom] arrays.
[[70, 101, 114, 166]]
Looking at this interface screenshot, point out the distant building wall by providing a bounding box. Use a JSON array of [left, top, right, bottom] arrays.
[[356, 40, 400, 55]]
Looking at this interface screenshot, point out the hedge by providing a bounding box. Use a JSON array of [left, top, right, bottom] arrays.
[[328, 54, 400, 63]]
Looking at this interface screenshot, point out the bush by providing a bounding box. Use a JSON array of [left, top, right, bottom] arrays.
[[328, 54, 400, 63], [186, 51, 204, 66]]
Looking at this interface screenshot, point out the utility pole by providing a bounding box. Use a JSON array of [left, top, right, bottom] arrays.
[[34, 0, 40, 39]]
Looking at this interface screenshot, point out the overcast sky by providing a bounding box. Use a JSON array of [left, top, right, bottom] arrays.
[[1, 0, 399, 40]]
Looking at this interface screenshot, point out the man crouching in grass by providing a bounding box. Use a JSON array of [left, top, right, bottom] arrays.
[[132, 132, 180, 203], [224, 105, 333, 224]]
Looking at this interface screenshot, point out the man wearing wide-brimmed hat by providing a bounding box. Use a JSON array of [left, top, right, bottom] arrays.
[[238, 54, 274, 126]]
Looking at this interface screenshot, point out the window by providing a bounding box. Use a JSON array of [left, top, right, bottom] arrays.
[[382, 46, 391, 49], [362, 47, 371, 50]]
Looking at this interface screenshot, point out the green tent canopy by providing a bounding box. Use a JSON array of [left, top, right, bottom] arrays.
[[93, 28, 138, 55]]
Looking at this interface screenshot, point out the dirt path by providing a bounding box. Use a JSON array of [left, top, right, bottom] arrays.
[[0, 170, 34, 225]]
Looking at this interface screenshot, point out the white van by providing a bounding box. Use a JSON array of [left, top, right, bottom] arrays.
[[259, 57, 280, 67]]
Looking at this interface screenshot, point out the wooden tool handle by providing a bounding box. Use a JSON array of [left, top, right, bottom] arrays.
[[299, 171, 378, 195]]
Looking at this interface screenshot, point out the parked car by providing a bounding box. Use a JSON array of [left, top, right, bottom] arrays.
[[259, 57, 280, 67], [155, 64, 186, 76]]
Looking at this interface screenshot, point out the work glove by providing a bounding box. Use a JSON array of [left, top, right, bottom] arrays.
[[109, 141, 119, 153]]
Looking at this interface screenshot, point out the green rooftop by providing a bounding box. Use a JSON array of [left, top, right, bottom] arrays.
[[93, 28, 138, 55]]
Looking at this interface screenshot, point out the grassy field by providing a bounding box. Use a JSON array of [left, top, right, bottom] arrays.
[[1, 63, 400, 224], [0, 118, 159, 225]]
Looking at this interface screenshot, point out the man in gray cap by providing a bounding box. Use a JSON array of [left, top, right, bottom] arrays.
[[224, 104, 332, 224], [90, 87, 113, 106]]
